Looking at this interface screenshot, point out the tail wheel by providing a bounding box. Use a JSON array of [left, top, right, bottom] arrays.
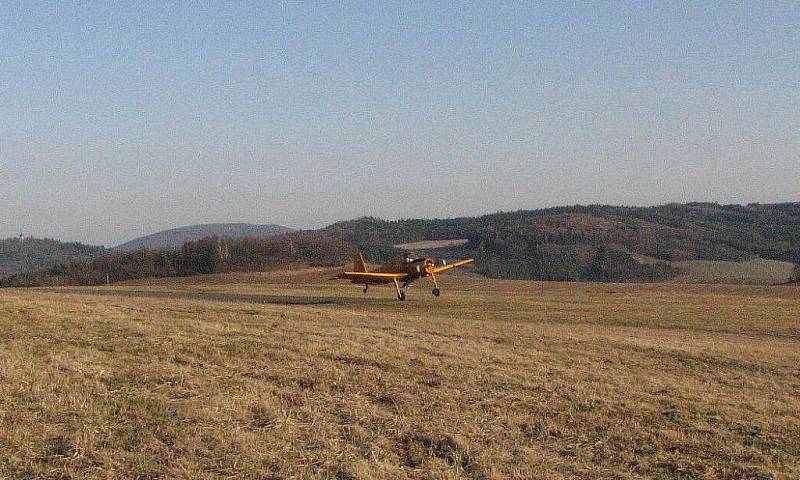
[[398, 290, 406, 301], [432, 288, 440, 297]]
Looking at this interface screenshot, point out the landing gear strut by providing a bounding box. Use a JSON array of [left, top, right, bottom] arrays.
[[430, 273, 441, 297], [393, 278, 406, 301]]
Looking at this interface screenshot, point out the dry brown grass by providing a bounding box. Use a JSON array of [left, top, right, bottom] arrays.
[[1, 269, 799, 479], [671, 258, 796, 285]]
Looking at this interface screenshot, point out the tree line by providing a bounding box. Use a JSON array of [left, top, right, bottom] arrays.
[[0, 234, 353, 287], [3, 202, 799, 285], [323, 203, 800, 282]]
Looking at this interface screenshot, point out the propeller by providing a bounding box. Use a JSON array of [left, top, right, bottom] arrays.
[[424, 258, 436, 274]]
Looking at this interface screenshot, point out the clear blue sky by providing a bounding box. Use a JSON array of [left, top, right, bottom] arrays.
[[1, 2, 798, 246]]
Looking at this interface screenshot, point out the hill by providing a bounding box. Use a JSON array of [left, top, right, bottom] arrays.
[[0, 234, 352, 287], [4, 202, 799, 286], [114, 223, 294, 252], [0, 237, 105, 275], [324, 202, 800, 283]]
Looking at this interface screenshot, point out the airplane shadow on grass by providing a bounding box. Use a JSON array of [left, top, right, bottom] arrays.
[[48, 288, 394, 306]]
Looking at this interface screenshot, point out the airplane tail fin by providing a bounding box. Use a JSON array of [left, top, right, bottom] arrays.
[[353, 252, 368, 272]]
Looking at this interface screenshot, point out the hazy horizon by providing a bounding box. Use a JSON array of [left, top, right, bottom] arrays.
[[2, 3, 798, 246]]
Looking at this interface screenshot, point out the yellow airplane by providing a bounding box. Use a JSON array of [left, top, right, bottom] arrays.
[[334, 252, 475, 300]]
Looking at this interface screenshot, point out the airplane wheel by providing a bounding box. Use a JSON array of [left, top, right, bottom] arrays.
[[363, 287, 368, 294], [432, 288, 440, 297], [398, 291, 406, 301]]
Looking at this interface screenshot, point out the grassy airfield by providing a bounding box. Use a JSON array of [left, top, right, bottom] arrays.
[[1, 269, 799, 479]]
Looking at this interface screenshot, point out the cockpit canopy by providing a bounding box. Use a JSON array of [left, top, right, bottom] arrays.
[[401, 252, 426, 264]]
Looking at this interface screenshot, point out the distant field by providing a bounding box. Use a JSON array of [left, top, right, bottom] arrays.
[[1, 270, 799, 479], [394, 239, 469, 250], [672, 258, 796, 285]]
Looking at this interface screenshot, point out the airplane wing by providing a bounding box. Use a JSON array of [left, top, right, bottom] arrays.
[[427, 258, 475, 274], [339, 271, 407, 280]]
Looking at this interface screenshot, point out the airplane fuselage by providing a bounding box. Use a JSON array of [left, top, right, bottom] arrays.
[[352, 257, 434, 287]]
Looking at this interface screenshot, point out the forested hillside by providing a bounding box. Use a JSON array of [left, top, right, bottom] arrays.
[[3, 203, 799, 286], [0, 237, 105, 275], [324, 203, 800, 282], [0, 234, 351, 287]]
